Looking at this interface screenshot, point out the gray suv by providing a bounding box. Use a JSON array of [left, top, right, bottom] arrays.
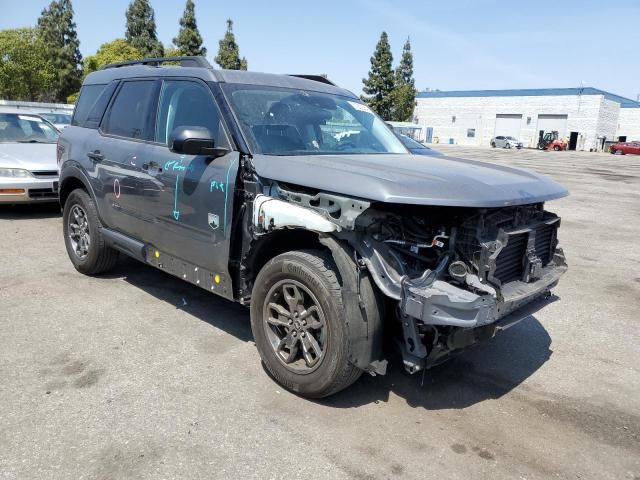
[[58, 57, 568, 398]]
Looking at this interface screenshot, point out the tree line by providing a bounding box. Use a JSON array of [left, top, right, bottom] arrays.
[[0, 0, 247, 103], [0, 2, 417, 122], [361, 32, 416, 122]]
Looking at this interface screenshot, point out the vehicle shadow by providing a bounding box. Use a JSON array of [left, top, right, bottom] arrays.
[[103, 256, 552, 410], [108, 256, 252, 342], [320, 315, 552, 410], [0, 203, 61, 220]]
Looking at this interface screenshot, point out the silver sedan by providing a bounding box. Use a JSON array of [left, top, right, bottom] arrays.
[[0, 112, 60, 203]]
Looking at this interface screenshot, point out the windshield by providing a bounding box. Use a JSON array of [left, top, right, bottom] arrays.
[[39, 113, 72, 125], [0, 113, 59, 143], [223, 85, 407, 155], [398, 133, 428, 150]]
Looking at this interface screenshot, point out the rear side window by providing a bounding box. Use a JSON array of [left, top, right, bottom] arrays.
[[102, 80, 157, 140], [71, 84, 105, 127]]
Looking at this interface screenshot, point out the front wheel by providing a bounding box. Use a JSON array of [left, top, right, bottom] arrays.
[[250, 250, 367, 398], [506, 143, 511, 149], [553, 145, 560, 151], [614, 149, 624, 155]]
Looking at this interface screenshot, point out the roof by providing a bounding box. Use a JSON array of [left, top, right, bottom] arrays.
[[417, 87, 640, 108], [85, 63, 356, 98]]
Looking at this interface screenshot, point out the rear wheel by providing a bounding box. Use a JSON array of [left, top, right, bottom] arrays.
[[614, 149, 624, 155], [250, 250, 368, 398], [553, 145, 560, 151], [491, 142, 496, 148], [506, 143, 511, 149], [63, 189, 118, 274]]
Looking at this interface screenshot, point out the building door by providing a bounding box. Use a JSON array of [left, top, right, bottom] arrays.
[[568, 132, 579, 150], [537, 114, 568, 138], [494, 114, 522, 139], [425, 127, 433, 143]]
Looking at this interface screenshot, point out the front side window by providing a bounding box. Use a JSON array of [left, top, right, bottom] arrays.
[[0, 114, 59, 143], [103, 80, 157, 140], [223, 85, 407, 155], [155, 80, 223, 145]]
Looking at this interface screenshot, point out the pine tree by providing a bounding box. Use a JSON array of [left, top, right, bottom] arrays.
[[361, 32, 395, 120], [215, 19, 248, 70], [391, 38, 417, 122], [173, 0, 206, 56], [36, 0, 82, 102], [125, 0, 164, 58]]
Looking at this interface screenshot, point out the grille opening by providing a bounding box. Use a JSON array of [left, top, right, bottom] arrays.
[[494, 233, 527, 283]]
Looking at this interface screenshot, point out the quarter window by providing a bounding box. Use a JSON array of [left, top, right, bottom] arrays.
[[72, 84, 105, 127], [155, 80, 223, 146], [103, 80, 157, 140]]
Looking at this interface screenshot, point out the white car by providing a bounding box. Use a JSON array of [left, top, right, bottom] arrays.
[[38, 112, 72, 131], [491, 135, 523, 149], [0, 111, 60, 203]]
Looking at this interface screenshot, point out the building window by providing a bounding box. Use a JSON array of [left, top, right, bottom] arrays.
[[467, 128, 476, 138], [451, 115, 456, 123]]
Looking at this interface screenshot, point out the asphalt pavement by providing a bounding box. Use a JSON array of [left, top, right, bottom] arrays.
[[1, 146, 638, 479]]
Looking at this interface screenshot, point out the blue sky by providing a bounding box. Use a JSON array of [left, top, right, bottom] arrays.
[[2, 0, 638, 98]]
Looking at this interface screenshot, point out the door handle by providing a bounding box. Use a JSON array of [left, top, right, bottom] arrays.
[[87, 150, 104, 162]]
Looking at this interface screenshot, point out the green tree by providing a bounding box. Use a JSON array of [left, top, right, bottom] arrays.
[[125, 0, 164, 57], [391, 38, 417, 122], [83, 39, 143, 75], [36, 0, 83, 102], [215, 19, 247, 70], [0, 28, 55, 101], [173, 0, 206, 56], [361, 32, 395, 120]]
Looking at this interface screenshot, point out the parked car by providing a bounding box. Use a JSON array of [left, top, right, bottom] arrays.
[[39, 112, 72, 130], [396, 133, 443, 156], [0, 111, 60, 203], [491, 136, 523, 149], [609, 141, 640, 155], [58, 57, 568, 398]]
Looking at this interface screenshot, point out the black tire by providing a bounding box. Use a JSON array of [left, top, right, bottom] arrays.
[[506, 143, 511, 149], [63, 188, 118, 275], [490, 142, 496, 148], [553, 145, 560, 151], [250, 250, 367, 398]]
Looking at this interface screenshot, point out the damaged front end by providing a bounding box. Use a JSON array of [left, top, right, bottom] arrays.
[[354, 203, 567, 373], [248, 183, 567, 376]]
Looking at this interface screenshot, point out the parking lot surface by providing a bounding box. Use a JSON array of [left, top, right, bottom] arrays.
[[1, 146, 639, 479]]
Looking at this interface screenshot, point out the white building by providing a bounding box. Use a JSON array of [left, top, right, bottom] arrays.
[[413, 88, 640, 151]]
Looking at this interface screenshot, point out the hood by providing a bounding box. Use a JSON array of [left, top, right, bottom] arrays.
[[0, 143, 58, 171], [251, 153, 568, 207]]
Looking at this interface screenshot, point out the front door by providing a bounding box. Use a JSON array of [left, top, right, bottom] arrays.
[[137, 79, 240, 293]]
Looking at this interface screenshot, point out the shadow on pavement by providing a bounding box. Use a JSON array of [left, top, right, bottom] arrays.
[[0, 203, 61, 220], [102, 256, 552, 410], [110, 256, 252, 343], [320, 316, 552, 410]]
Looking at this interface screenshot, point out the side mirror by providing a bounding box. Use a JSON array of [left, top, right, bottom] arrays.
[[168, 126, 229, 158]]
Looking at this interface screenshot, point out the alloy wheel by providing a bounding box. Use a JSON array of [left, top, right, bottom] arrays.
[[263, 280, 327, 373], [68, 204, 90, 259]]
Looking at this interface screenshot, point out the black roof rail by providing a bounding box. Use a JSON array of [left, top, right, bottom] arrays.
[[288, 74, 336, 86], [102, 56, 212, 70]]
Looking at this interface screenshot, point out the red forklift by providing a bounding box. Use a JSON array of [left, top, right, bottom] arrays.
[[537, 130, 567, 151]]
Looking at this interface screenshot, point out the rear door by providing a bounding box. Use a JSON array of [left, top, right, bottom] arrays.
[[96, 79, 159, 238], [137, 79, 239, 296]]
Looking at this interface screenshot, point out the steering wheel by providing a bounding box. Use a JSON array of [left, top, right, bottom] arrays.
[[336, 140, 358, 151]]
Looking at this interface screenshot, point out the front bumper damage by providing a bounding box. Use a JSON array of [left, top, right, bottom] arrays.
[[356, 233, 567, 373], [396, 252, 567, 372]]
